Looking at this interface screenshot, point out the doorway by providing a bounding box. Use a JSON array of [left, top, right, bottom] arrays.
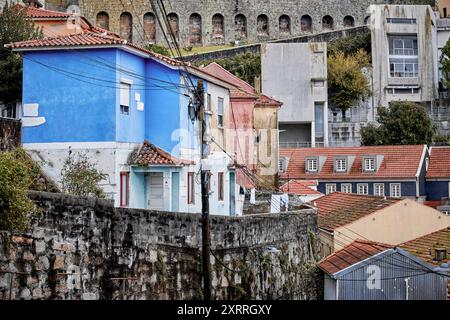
[[147, 173, 164, 210]]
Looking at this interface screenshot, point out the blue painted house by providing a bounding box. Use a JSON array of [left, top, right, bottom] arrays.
[[279, 145, 429, 200], [426, 147, 450, 205], [9, 32, 238, 216]]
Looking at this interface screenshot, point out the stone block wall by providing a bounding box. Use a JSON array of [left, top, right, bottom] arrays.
[[0, 192, 320, 300], [43, 0, 428, 47]]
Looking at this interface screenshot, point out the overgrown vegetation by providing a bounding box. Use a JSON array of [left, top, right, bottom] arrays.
[[60, 152, 107, 198], [144, 43, 171, 57], [0, 1, 43, 104], [0, 148, 41, 232], [441, 37, 450, 87], [328, 30, 372, 57], [361, 101, 435, 146], [328, 49, 372, 119], [195, 53, 261, 87]]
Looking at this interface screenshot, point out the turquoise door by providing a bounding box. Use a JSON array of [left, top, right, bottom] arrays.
[[171, 172, 180, 212], [229, 172, 236, 216]]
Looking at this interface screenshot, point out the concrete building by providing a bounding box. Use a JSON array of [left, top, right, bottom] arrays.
[[368, 4, 439, 111], [262, 43, 329, 149]]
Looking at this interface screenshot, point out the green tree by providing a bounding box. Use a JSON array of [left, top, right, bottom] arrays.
[[61, 152, 107, 198], [328, 49, 371, 120], [0, 1, 43, 104], [441, 37, 450, 86], [196, 53, 261, 87], [0, 148, 40, 232], [361, 101, 435, 146], [328, 30, 372, 57]]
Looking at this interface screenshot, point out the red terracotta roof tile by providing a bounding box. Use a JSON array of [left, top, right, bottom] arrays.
[[427, 147, 450, 179], [14, 4, 72, 19], [202, 62, 256, 93], [6, 31, 185, 67], [399, 227, 450, 266], [280, 145, 426, 180], [256, 94, 283, 107], [319, 240, 393, 275], [313, 192, 401, 231], [132, 141, 193, 166], [280, 180, 323, 196]]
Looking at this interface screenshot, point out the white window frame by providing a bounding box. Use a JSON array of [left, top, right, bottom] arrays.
[[341, 184, 352, 193], [374, 183, 385, 197], [279, 157, 289, 173], [389, 36, 419, 78], [364, 158, 376, 172], [217, 97, 224, 127], [390, 183, 402, 198], [326, 184, 337, 195], [335, 158, 347, 173], [307, 158, 318, 173], [119, 82, 131, 115], [357, 183, 369, 195]]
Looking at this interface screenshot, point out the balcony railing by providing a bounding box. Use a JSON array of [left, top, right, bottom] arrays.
[[280, 142, 325, 148]]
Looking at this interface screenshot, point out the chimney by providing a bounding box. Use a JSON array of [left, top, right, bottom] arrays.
[[434, 248, 447, 262], [254, 76, 261, 94]]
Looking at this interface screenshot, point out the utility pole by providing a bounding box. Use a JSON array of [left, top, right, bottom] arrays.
[[197, 80, 212, 300]]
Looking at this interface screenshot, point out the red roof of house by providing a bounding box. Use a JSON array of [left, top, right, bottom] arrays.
[[202, 62, 256, 94], [319, 239, 393, 275], [6, 31, 186, 67], [399, 227, 450, 266], [313, 192, 401, 231], [280, 145, 426, 180], [427, 147, 450, 179], [21, 5, 73, 19], [201, 63, 282, 106], [132, 141, 193, 166], [280, 180, 323, 196]]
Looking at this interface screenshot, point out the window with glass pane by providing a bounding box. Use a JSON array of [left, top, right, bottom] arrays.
[[326, 184, 336, 195], [120, 172, 129, 207], [341, 184, 352, 193], [335, 158, 347, 172], [357, 184, 369, 195], [307, 158, 318, 172], [364, 158, 375, 172], [218, 97, 224, 127], [120, 82, 131, 115], [315, 102, 324, 144], [389, 36, 418, 78], [374, 183, 385, 196], [390, 184, 401, 198], [206, 93, 211, 111]]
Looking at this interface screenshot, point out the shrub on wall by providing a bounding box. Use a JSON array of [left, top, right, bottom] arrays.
[[60, 152, 107, 198], [0, 148, 40, 232]]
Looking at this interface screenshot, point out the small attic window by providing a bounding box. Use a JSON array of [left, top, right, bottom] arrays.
[[279, 157, 289, 173], [363, 157, 376, 172], [434, 248, 447, 262], [334, 157, 348, 173], [306, 157, 319, 173]]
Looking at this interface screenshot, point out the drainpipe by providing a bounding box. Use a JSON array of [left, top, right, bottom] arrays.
[[405, 278, 410, 301]]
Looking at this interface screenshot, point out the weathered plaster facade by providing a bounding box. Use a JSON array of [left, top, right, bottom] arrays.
[[40, 0, 430, 47], [369, 5, 439, 109], [262, 43, 329, 148], [0, 192, 321, 300]]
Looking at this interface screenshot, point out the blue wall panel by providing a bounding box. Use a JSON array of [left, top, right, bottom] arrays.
[[22, 49, 117, 143], [426, 181, 449, 200]]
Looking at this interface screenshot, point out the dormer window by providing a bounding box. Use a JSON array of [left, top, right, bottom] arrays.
[[279, 157, 289, 173], [364, 157, 376, 172], [306, 157, 319, 173], [335, 157, 347, 173]]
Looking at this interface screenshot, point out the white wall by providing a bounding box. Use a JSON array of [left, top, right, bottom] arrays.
[[261, 43, 329, 147]]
